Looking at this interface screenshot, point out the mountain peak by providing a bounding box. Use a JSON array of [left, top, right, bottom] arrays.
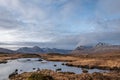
[[75, 46, 85, 50], [33, 46, 40, 49], [95, 42, 109, 47]]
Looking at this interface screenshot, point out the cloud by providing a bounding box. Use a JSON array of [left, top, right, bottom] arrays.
[[0, 7, 20, 30], [0, 0, 79, 49], [95, 0, 120, 18], [0, 0, 120, 49], [95, 18, 120, 32]]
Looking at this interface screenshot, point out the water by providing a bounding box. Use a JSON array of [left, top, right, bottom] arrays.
[[0, 58, 106, 80]]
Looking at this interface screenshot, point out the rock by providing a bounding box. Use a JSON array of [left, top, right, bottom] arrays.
[[54, 64, 57, 67], [82, 68, 89, 73], [56, 68, 62, 72]]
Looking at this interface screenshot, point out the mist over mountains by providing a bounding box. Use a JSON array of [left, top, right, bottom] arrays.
[[72, 42, 120, 55]]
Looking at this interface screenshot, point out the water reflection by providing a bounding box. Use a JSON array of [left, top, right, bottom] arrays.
[[0, 58, 106, 80]]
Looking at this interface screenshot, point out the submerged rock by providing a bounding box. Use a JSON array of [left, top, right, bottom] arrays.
[[82, 68, 89, 73], [54, 64, 57, 67], [56, 68, 62, 72]]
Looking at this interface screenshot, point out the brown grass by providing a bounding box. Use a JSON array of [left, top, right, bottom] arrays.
[[0, 53, 41, 63], [10, 69, 120, 80], [41, 53, 120, 70]]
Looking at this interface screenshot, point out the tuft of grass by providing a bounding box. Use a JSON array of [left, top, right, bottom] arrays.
[[28, 73, 54, 80], [21, 54, 41, 58]]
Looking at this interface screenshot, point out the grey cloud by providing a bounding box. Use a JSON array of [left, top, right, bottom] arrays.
[[0, 41, 75, 50], [0, 42, 9, 45], [0, 7, 23, 30], [96, 0, 120, 18], [94, 18, 120, 33]]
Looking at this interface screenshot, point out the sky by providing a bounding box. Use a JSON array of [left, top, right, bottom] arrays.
[[0, 0, 120, 50]]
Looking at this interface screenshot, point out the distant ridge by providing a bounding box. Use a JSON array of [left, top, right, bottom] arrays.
[[16, 46, 72, 54], [71, 42, 120, 55], [0, 46, 72, 54], [0, 48, 15, 53]]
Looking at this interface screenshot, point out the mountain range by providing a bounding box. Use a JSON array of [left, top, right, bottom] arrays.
[[0, 46, 72, 54], [0, 42, 120, 54], [17, 46, 72, 54], [71, 42, 120, 55]]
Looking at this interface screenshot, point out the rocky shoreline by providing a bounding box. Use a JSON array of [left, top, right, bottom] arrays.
[[65, 62, 120, 71], [0, 53, 41, 63], [0, 60, 7, 64], [9, 69, 120, 80]]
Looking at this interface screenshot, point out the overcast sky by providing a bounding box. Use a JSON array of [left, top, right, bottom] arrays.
[[0, 0, 120, 50]]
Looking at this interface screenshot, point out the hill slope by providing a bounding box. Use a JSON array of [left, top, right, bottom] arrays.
[[0, 48, 15, 53], [72, 42, 120, 55]]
